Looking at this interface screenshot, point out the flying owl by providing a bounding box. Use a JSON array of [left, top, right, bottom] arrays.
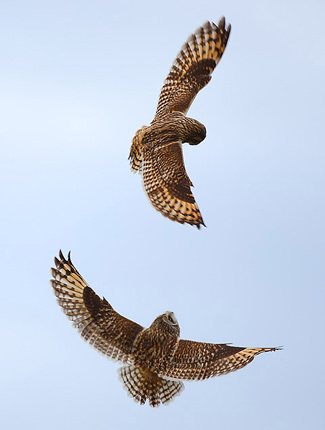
[[51, 251, 281, 407], [129, 18, 231, 228]]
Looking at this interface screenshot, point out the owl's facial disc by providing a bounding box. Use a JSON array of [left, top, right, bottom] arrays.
[[164, 311, 178, 326]]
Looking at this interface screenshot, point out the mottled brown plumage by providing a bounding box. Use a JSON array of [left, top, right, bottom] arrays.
[[129, 18, 231, 228], [51, 251, 281, 407]]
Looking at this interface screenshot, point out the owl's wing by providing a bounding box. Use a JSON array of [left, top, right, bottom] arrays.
[[155, 18, 231, 119], [142, 140, 205, 228], [51, 251, 144, 364], [162, 340, 280, 381]]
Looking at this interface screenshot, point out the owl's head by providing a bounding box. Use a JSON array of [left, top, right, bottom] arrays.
[[151, 311, 180, 337], [187, 119, 206, 146]]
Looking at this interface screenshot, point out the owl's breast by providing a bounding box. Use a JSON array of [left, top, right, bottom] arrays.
[[132, 328, 178, 374]]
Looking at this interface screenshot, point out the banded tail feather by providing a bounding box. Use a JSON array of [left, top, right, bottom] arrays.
[[119, 365, 184, 407]]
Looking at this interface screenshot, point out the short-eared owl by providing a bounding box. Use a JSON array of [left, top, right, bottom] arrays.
[[129, 18, 231, 228], [51, 251, 281, 407]]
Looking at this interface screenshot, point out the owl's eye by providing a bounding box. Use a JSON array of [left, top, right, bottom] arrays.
[[163, 312, 177, 326]]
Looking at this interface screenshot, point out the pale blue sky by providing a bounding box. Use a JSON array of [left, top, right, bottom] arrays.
[[1, 0, 324, 429]]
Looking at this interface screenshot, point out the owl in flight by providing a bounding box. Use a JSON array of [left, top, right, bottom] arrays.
[[51, 251, 281, 407], [129, 18, 231, 228]]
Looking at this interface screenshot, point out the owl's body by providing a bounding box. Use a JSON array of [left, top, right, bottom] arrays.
[[132, 313, 180, 374], [51, 251, 281, 407], [119, 313, 184, 406], [129, 18, 231, 228]]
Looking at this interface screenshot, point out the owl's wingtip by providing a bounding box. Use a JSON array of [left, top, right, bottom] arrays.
[[196, 220, 206, 230], [218, 16, 226, 29], [216, 16, 231, 35], [67, 250, 72, 263]]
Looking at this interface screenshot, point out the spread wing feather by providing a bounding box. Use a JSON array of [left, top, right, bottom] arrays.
[[142, 141, 205, 228], [161, 340, 280, 380], [155, 18, 231, 118], [51, 251, 144, 364]]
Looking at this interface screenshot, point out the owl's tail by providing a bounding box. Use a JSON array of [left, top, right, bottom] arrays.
[[118, 365, 184, 407], [129, 127, 146, 173]]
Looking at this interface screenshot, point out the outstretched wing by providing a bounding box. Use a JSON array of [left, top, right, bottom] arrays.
[[142, 140, 205, 228], [51, 251, 144, 364], [162, 340, 280, 380], [155, 18, 231, 119]]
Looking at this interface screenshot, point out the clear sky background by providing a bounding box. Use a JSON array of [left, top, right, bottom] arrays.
[[1, 0, 324, 429]]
